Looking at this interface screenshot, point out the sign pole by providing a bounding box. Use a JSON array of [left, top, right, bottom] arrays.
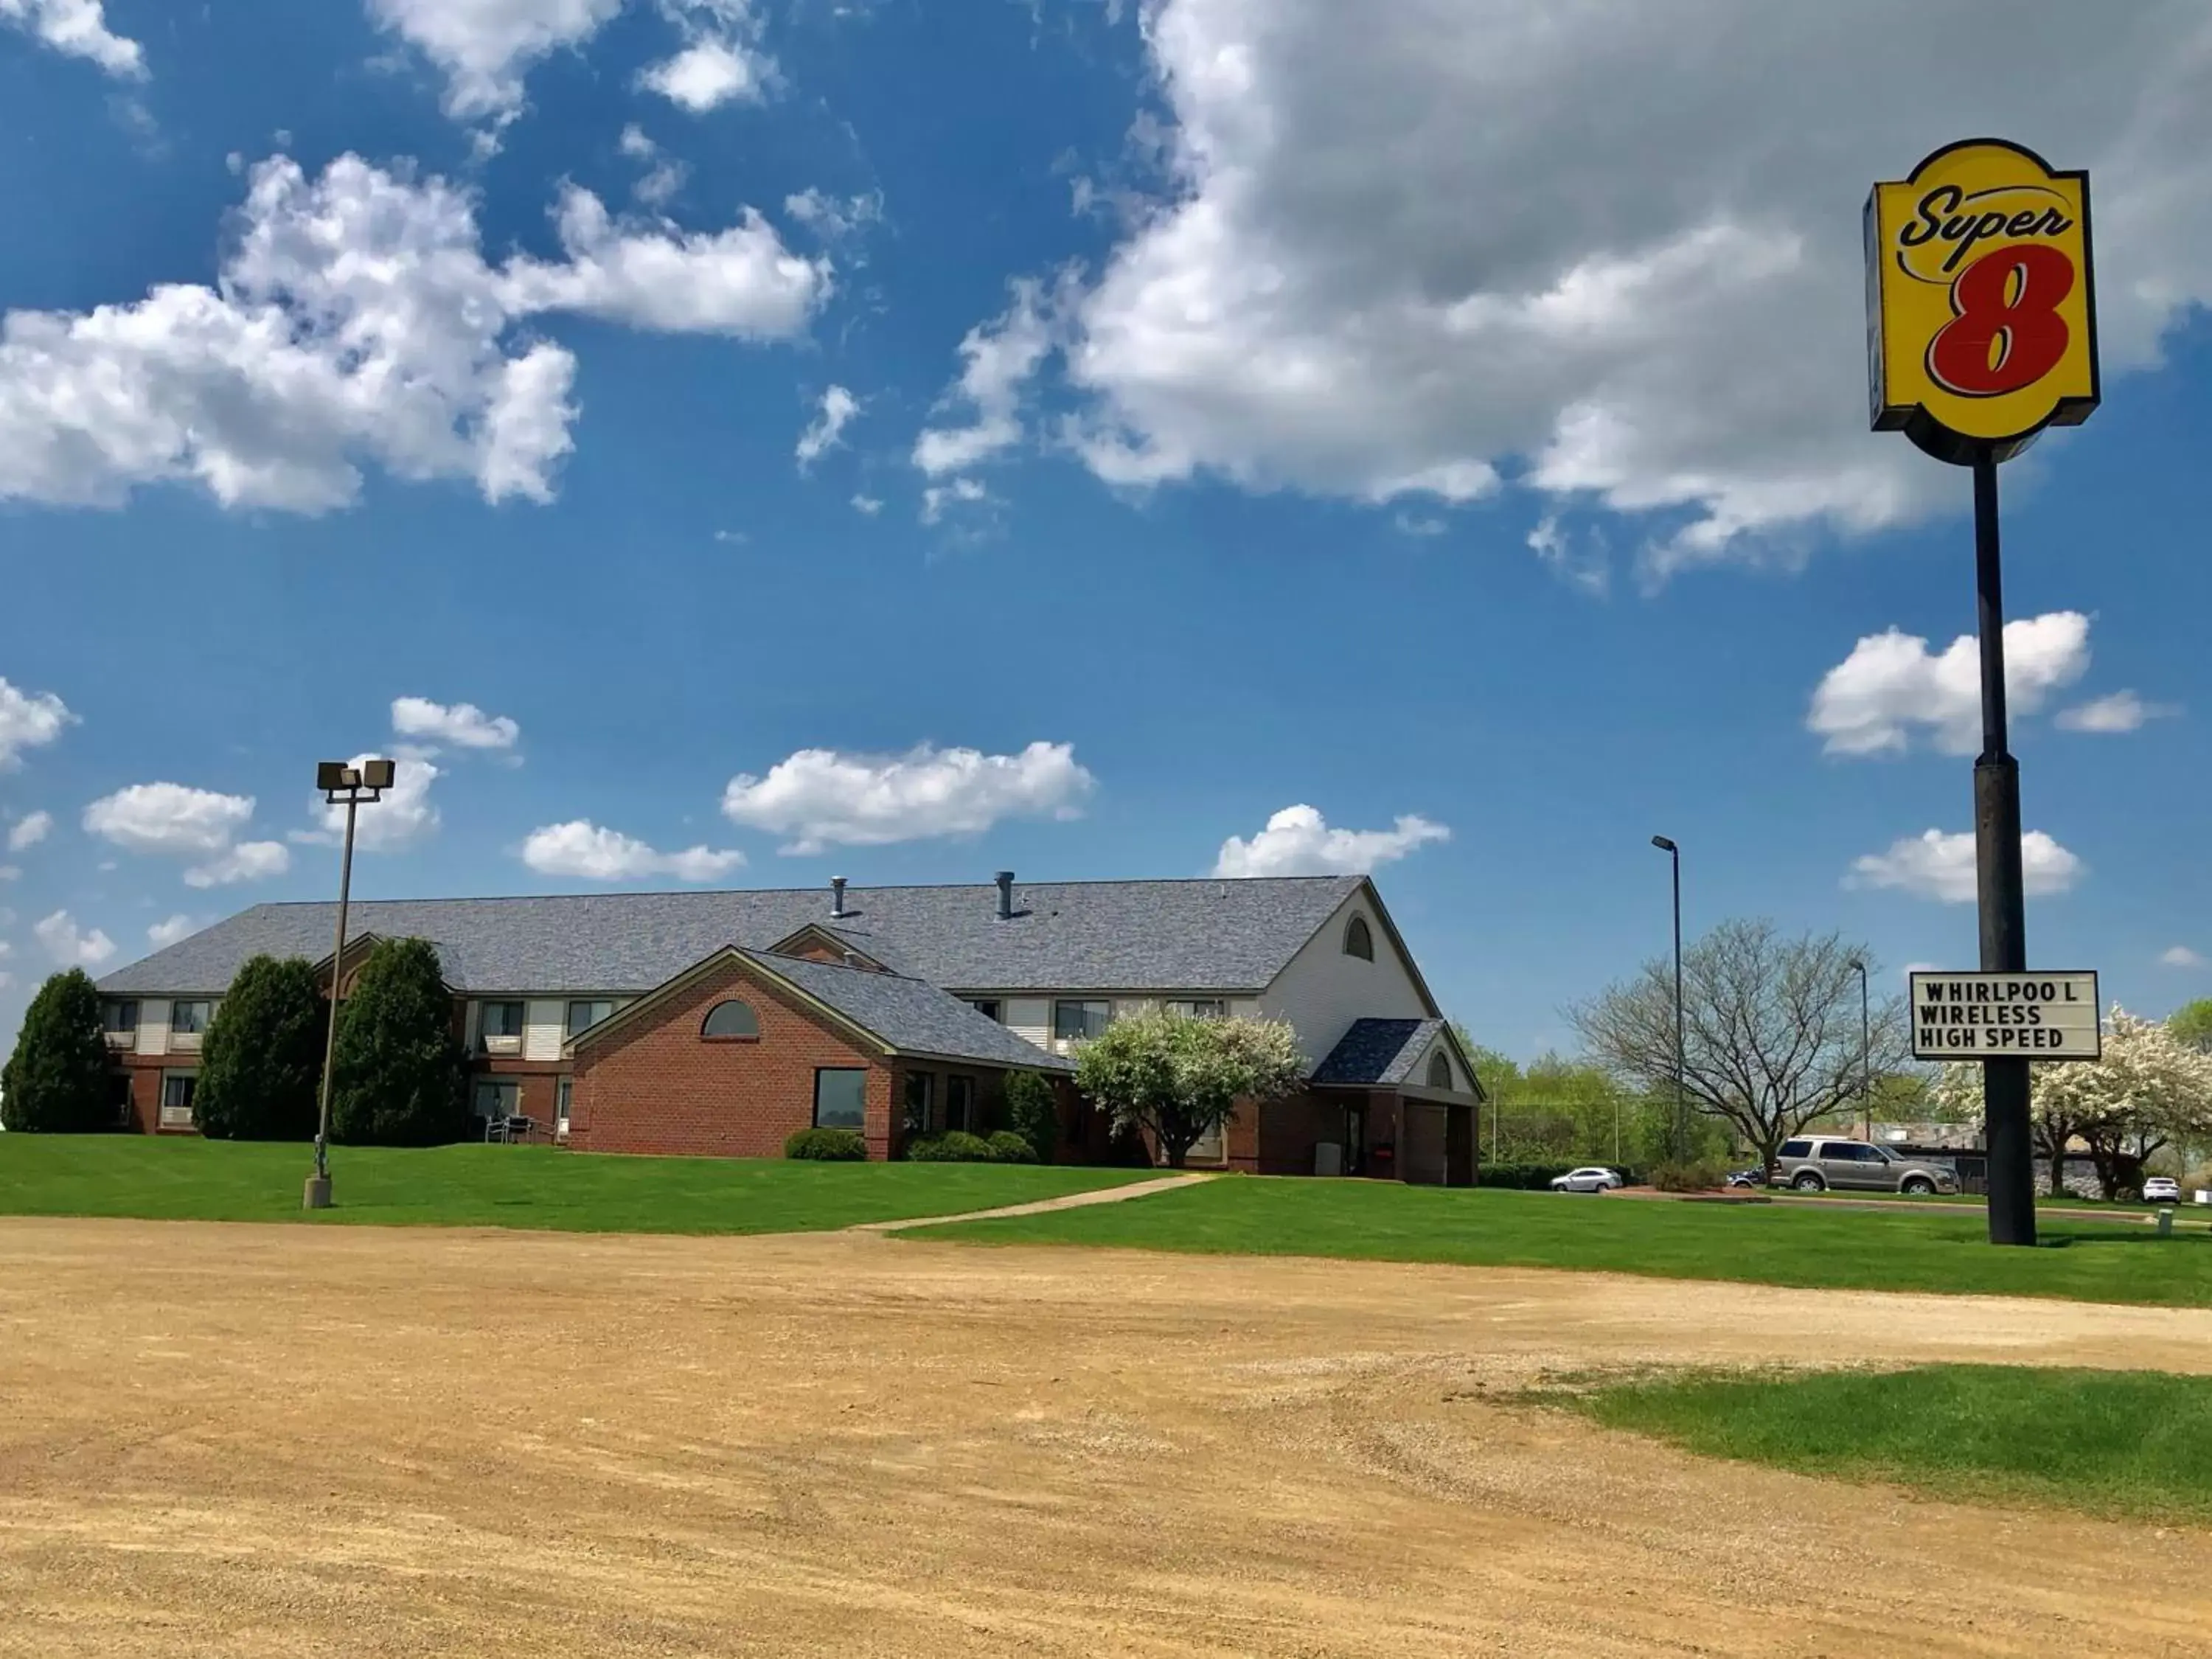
[[1971, 448, 2036, 1245]]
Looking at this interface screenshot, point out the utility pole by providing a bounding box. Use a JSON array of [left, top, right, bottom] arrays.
[[305, 759, 392, 1211], [1652, 836, 1686, 1162]]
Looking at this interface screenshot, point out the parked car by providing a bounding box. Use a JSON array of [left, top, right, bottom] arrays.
[[1771, 1136, 1958, 1196], [2143, 1176, 2182, 1204], [1726, 1166, 1769, 1189], [1549, 1166, 1625, 1193]]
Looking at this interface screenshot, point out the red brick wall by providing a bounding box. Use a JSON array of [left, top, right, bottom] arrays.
[[566, 957, 894, 1158]]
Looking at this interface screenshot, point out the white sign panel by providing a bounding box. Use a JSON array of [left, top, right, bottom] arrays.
[[1908, 971, 2101, 1060]]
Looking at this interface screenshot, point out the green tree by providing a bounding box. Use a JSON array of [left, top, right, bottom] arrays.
[[1003, 1070, 1060, 1163], [2168, 999, 2212, 1054], [1, 970, 116, 1134], [1075, 1009, 1307, 1168], [330, 939, 467, 1147], [194, 956, 327, 1141]]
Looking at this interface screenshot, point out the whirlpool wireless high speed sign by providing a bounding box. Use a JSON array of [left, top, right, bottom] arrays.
[[1866, 138, 2100, 465]]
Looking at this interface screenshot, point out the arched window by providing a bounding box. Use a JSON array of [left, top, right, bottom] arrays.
[[1343, 916, 1374, 961], [701, 999, 759, 1040], [1427, 1051, 1452, 1090]]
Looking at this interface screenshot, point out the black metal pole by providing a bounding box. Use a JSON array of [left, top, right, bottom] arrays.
[[1671, 846, 1686, 1163], [1973, 447, 2037, 1247], [1854, 961, 1871, 1141]]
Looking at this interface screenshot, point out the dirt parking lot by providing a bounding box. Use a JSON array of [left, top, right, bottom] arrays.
[[3, 1217, 2209, 1658]]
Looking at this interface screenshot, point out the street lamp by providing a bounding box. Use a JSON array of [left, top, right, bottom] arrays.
[[1650, 836, 1686, 1162], [1848, 958, 1871, 1141], [305, 758, 394, 1211]]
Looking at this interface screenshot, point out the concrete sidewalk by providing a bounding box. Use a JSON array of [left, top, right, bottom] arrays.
[[849, 1172, 1213, 1233]]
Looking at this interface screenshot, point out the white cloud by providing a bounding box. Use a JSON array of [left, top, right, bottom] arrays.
[[1211, 804, 1450, 879], [784, 188, 882, 243], [851, 493, 883, 515], [913, 277, 1058, 478], [0, 867, 18, 881], [722, 741, 1095, 855], [35, 908, 114, 968], [184, 841, 292, 889], [2056, 690, 2178, 734], [796, 384, 860, 468], [147, 914, 196, 949], [642, 37, 761, 111], [84, 783, 254, 857], [0, 677, 73, 768], [952, 1, 2212, 568], [392, 696, 521, 751], [920, 476, 991, 524], [1847, 829, 2083, 905], [621, 127, 689, 208], [366, 0, 624, 122], [305, 753, 442, 852], [0, 0, 145, 79], [7, 810, 51, 852], [0, 156, 827, 515], [520, 820, 744, 883], [2161, 945, 2206, 970], [1809, 613, 2092, 757], [83, 782, 293, 888]]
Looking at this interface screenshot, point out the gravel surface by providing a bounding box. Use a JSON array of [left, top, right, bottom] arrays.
[[3, 1217, 2208, 1656]]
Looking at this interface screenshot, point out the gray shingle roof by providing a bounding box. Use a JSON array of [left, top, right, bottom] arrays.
[[1311, 1018, 1448, 1085], [733, 951, 1074, 1071], [94, 876, 1367, 998]]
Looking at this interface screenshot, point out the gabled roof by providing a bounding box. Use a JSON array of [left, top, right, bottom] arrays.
[[94, 876, 1370, 998], [1312, 1018, 1481, 1096], [568, 947, 1074, 1073]]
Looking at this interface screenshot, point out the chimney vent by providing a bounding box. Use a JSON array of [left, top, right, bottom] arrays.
[[995, 871, 1015, 921], [830, 876, 847, 919]]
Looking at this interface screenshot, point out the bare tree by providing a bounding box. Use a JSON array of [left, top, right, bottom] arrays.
[[1569, 919, 1912, 1171]]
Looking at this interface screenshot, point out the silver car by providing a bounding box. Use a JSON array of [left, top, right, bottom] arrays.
[[1549, 1166, 1625, 1192], [1773, 1137, 1958, 1196]]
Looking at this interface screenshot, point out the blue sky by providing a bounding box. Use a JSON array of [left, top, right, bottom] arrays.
[[2, 0, 2210, 1061]]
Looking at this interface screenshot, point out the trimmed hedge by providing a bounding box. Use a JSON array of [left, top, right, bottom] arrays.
[[908, 1131, 999, 1162], [986, 1130, 1038, 1164], [1649, 1158, 1728, 1193], [785, 1127, 867, 1161]]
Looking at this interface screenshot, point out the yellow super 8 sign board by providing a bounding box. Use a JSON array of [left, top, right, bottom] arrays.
[[1867, 139, 2099, 464]]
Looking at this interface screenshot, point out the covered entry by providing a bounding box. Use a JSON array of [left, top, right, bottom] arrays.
[[1306, 1016, 1484, 1186]]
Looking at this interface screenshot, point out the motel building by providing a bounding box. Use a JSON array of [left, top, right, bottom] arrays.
[[91, 874, 1484, 1181]]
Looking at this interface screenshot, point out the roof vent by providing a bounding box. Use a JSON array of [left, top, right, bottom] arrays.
[[830, 876, 847, 919], [995, 870, 1015, 921], [842, 950, 862, 969]]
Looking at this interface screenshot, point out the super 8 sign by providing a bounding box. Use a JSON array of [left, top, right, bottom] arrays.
[[1867, 139, 2099, 465]]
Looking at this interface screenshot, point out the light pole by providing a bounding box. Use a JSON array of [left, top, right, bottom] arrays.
[[305, 758, 393, 1211], [1650, 836, 1686, 1163], [1848, 958, 1871, 1141]]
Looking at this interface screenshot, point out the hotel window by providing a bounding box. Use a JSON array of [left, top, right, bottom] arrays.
[[1167, 999, 1228, 1019], [556, 1077, 574, 1130], [964, 998, 1004, 1023], [1428, 1052, 1453, 1089], [566, 1000, 615, 1037], [473, 1079, 520, 1122], [103, 1000, 140, 1039], [170, 1000, 215, 1035], [1187, 1120, 1225, 1163], [902, 1071, 936, 1135], [945, 1076, 975, 1134], [1343, 917, 1374, 961], [159, 1073, 198, 1129], [481, 1002, 526, 1038], [1053, 1000, 1112, 1041], [815, 1068, 868, 1130], [701, 999, 760, 1040]]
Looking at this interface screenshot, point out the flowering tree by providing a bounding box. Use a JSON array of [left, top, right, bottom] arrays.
[[1074, 1009, 1308, 1167], [1933, 1008, 2212, 1198]]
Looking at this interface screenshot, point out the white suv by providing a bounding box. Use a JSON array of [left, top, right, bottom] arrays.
[[1549, 1166, 1625, 1193]]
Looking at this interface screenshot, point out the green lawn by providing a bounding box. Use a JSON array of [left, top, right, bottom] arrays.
[[0, 1135, 1156, 1234], [931, 1177, 2212, 1307], [1548, 1364, 2212, 1525]]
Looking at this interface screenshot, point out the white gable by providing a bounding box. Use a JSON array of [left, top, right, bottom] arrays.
[[1253, 886, 1435, 1065]]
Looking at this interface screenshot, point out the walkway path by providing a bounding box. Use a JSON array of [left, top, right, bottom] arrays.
[[847, 1170, 1211, 1233]]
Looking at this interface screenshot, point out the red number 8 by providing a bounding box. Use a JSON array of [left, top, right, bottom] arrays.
[[1927, 243, 2075, 397]]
